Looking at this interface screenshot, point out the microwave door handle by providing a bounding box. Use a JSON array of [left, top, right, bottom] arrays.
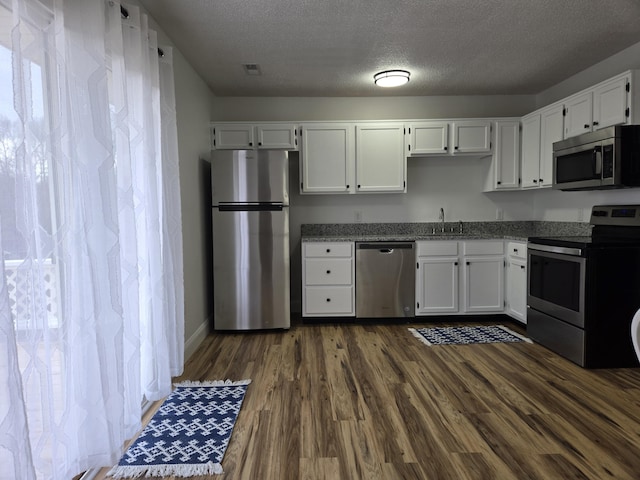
[[593, 146, 603, 176]]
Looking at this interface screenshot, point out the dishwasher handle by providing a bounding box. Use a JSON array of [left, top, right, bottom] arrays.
[[356, 242, 414, 252]]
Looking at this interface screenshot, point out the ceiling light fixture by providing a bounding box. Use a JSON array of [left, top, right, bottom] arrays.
[[374, 70, 410, 87]]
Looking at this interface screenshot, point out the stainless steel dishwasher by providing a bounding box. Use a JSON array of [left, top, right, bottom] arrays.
[[355, 242, 415, 318]]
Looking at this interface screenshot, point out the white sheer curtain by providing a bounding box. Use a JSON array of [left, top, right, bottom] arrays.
[[0, 1, 184, 478]]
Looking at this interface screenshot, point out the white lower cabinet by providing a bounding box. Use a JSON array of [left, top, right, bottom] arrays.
[[462, 240, 504, 313], [505, 241, 527, 323], [416, 240, 504, 316], [415, 241, 459, 314], [302, 242, 355, 316]]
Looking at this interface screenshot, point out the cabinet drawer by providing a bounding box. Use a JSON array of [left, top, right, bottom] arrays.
[[463, 240, 504, 255], [304, 258, 353, 285], [304, 242, 353, 258], [417, 241, 458, 256], [304, 286, 354, 315], [507, 242, 527, 260]]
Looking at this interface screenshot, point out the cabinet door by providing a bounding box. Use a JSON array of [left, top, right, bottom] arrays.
[[212, 124, 254, 149], [300, 124, 354, 194], [256, 124, 298, 150], [506, 258, 527, 324], [494, 121, 520, 189], [355, 123, 406, 192], [416, 257, 459, 314], [539, 104, 564, 187], [408, 122, 449, 155], [521, 113, 541, 188], [452, 120, 492, 154], [463, 257, 504, 312], [593, 75, 629, 130], [565, 92, 593, 138]]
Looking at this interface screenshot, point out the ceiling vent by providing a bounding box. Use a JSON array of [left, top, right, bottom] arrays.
[[242, 64, 262, 76]]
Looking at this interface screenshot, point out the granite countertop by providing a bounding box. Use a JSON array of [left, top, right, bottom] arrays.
[[301, 221, 591, 243]]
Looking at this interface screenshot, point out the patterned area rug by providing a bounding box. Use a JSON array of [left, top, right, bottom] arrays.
[[409, 325, 532, 346], [108, 380, 250, 478]]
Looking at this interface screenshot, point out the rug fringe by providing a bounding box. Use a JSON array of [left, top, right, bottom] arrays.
[[408, 328, 433, 346], [107, 461, 223, 478], [496, 325, 533, 343], [174, 379, 252, 387]]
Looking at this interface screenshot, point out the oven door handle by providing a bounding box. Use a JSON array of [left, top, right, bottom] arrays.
[[528, 243, 584, 256]]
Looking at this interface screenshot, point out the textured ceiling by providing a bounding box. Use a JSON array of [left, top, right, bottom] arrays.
[[139, 0, 640, 97]]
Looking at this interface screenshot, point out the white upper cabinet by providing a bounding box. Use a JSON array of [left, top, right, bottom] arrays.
[[407, 122, 449, 155], [493, 120, 520, 189], [355, 123, 406, 193], [563, 71, 633, 139], [212, 124, 254, 149], [212, 123, 298, 150], [564, 92, 593, 138], [407, 120, 491, 156], [593, 74, 629, 130], [521, 113, 542, 188], [452, 120, 492, 154], [539, 104, 564, 187], [256, 124, 298, 149], [300, 123, 354, 194]]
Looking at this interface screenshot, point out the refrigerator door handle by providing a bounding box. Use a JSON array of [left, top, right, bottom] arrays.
[[218, 202, 284, 212]]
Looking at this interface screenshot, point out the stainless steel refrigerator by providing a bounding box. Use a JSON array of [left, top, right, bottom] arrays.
[[211, 150, 290, 330]]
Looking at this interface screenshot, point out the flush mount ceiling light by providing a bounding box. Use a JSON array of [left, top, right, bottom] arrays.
[[374, 70, 410, 87]]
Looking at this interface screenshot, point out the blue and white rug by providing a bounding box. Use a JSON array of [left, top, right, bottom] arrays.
[[108, 379, 251, 478], [409, 325, 532, 346]]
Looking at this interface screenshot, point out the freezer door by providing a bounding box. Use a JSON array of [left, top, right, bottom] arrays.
[[211, 150, 289, 204], [212, 207, 290, 330]]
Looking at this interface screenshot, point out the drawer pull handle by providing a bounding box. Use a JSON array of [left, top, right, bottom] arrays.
[[326, 270, 331, 274]]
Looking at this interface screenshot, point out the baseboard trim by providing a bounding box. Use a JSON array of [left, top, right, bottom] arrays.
[[184, 317, 210, 361]]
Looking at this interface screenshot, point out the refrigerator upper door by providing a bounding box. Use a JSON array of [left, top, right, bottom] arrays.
[[211, 150, 289, 205], [212, 207, 290, 330]]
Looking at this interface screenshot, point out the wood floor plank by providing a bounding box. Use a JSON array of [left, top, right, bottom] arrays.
[[93, 320, 640, 480]]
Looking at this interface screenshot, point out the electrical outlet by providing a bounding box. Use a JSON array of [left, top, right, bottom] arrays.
[[496, 208, 504, 221], [355, 210, 362, 223], [577, 209, 584, 222]]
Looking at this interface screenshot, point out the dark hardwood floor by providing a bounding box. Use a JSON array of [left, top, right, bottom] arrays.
[[98, 319, 640, 479]]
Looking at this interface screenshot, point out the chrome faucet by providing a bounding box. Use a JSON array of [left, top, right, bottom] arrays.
[[439, 207, 445, 232]]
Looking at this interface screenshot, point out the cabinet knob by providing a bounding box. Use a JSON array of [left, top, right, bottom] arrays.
[[520, 265, 525, 269], [513, 248, 518, 253], [454, 146, 459, 150], [258, 141, 262, 146], [326, 298, 331, 302], [584, 124, 590, 129], [454, 261, 458, 266], [497, 181, 502, 185], [326, 270, 331, 274], [346, 184, 350, 189], [593, 121, 599, 126], [357, 184, 361, 189], [444, 146, 448, 151], [466, 261, 470, 265], [539, 178, 543, 183], [249, 142, 253, 146], [533, 179, 538, 183], [326, 248, 331, 253]]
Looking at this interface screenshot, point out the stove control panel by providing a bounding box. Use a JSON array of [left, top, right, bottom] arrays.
[[590, 205, 640, 226]]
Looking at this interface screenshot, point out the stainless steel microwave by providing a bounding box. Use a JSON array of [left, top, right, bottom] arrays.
[[552, 125, 640, 191]]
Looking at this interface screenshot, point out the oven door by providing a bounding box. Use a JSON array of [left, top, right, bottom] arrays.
[[527, 244, 586, 328]]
